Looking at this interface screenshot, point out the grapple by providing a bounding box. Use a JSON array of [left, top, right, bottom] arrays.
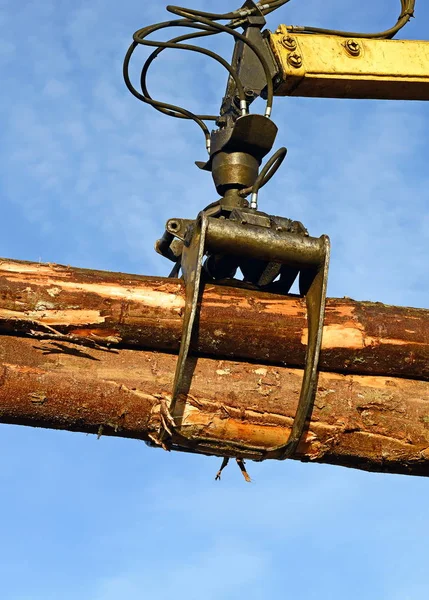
[[156, 112, 330, 461]]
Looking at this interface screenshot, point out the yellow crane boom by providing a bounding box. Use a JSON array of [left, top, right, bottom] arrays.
[[270, 25, 429, 101]]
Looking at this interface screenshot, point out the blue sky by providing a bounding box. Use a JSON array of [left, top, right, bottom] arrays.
[[0, 0, 428, 598]]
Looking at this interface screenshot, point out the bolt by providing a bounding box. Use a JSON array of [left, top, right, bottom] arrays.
[[288, 52, 302, 68], [282, 35, 297, 51], [345, 39, 360, 56]]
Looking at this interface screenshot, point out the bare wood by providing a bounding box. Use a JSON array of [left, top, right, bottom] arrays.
[[1, 335, 428, 476], [0, 258, 427, 380]]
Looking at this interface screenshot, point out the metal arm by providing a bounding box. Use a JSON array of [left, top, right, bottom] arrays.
[[270, 25, 429, 101]]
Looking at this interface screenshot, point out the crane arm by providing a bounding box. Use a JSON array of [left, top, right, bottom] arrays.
[[269, 25, 429, 101]]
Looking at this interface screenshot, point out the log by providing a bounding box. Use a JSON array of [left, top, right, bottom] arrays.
[[0, 258, 427, 380], [0, 257, 428, 477], [1, 334, 429, 477]]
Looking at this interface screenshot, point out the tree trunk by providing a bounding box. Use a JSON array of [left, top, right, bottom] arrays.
[[0, 258, 428, 477], [1, 334, 428, 477], [0, 258, 427, 380]]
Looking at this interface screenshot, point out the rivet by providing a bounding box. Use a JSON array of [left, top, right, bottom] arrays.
[[345, 39, 361, 56]]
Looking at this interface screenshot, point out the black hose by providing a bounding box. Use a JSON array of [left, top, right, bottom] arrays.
[[287, 0, 415, 40], [254, 147, 288, 194], [167, 5, 274, 117], [140, 28, 219, 122], [133, 19, 247, 110], [123, 0, 416, 155], [123, 41, 212, 149]]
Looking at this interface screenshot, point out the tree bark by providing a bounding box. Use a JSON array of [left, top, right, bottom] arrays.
[[0, 257, 428, 477], [1, 334, 428, 477], [0, 258, 427, 380]]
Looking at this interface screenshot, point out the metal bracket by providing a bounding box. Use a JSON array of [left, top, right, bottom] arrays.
[[218, 0, 279, 127]]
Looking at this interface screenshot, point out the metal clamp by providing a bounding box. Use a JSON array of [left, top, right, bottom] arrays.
[[157, 209, 330, 461]]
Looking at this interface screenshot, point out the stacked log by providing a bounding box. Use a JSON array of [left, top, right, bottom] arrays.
[[0, 258, 427, 476]]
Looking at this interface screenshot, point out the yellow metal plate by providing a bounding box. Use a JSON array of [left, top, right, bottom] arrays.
[[270, 25, 429, 100]]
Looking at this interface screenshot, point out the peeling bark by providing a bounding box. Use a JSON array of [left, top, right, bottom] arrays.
[[0, 258, 427, 380], [1, 335, 429, 476]]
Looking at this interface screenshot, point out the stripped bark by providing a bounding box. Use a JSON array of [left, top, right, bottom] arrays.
[[1, 335, 428, 476], [0, 258, 427, 380]]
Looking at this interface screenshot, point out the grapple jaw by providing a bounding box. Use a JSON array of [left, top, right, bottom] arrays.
[[156, 203, 330, 461]]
